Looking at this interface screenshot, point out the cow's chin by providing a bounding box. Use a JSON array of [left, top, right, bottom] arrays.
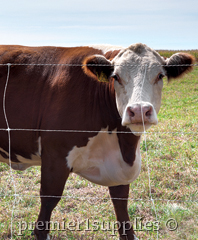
[[126, 123, 153, 136]]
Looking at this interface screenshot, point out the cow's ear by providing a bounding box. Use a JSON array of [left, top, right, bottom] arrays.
[[165, 53, 195, 81], [82, 55, 113, 83]]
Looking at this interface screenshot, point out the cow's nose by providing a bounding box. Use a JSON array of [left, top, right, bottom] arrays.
[[127, 104, 153, 123]]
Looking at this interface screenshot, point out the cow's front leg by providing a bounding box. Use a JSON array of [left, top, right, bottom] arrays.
[[109, 184, 138, 240], [34, 151, 70, 240]]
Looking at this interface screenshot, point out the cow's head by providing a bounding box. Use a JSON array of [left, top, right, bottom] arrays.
[[83, 43, 195, 135]]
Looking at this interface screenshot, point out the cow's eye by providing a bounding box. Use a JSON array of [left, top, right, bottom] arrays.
[[158, 73, 164, 80], [155, 73, 164, 84], [112, 74, 122, 84]]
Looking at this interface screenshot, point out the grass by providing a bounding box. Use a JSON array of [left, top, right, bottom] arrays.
[[0, 60, 197, 239], [157, 49, 198, 62]]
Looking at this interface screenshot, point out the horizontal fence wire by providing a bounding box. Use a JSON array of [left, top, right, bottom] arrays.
[[0, 128, 197, 134], [0, 194, 197, 203], [0, 63, 198, 67]]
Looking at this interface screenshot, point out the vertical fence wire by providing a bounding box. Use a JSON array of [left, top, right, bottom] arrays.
[[3, 63, 17, 239], [140, 64, 159, 240]]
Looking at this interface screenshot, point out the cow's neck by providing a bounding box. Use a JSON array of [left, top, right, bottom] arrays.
[[92, 81, 140, 167]]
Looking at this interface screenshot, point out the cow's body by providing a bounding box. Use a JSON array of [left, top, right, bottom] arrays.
[[0, 44, 194, 240]]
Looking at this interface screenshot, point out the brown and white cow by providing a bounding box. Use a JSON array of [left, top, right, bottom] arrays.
[[0, 43, 194, 240]]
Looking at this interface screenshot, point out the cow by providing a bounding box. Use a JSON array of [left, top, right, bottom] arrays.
[[0, 43, 194, 240]]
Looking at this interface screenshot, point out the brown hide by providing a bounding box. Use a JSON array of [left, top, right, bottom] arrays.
[[0, 45, 139, 168]]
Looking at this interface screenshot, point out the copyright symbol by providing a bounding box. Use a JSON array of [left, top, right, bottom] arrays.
[[166, 218, 178, 231]]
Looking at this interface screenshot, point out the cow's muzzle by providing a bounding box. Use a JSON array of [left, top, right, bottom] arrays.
[[122, 102, 158, 134]]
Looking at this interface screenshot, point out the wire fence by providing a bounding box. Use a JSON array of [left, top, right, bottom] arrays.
[[0, 62, 197, 239]]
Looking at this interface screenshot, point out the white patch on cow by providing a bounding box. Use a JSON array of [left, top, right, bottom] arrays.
[[111, 44, 166, 135], [0, 137, 42, 170], [90, 44, 123, 54], [66, 128, 141, 186]]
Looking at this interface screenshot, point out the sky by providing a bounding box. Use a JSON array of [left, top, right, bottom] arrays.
[[1, 0, 198, 50]]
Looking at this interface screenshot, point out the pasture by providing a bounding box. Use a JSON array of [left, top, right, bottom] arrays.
[[0, 52, 197, 240]]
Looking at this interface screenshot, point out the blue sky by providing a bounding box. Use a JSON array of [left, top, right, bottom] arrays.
[[1, 0, 198, 49]]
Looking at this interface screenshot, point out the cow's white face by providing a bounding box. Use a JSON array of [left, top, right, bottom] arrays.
[[83, 43, 194, 135], [111, 44, 166, 135]]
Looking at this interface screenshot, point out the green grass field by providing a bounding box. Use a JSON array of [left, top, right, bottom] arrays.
[[157, 49, 198, 62], [0, 57, 197, 240]]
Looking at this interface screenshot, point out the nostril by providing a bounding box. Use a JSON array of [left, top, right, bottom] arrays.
[[145, 107, 152, 117], [130, 110, 135, 117], [127, 107, 135, 117]]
